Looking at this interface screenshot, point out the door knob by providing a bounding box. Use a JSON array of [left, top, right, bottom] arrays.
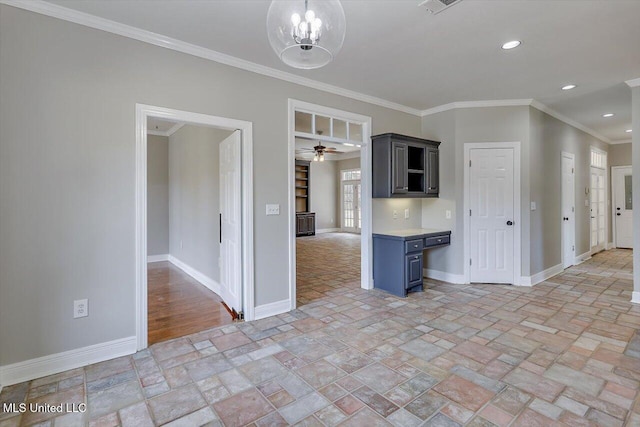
[[506, 220, 513, 226]]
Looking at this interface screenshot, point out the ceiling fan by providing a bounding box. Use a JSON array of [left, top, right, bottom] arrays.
[[297, 144, 345, 161]]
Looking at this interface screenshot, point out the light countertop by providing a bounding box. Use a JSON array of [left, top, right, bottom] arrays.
[[372, 228, 450, 238]]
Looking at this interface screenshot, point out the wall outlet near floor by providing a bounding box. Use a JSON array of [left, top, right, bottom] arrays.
[[445, 210, 451, 219], [74, 299, 88, 318], [393, 210, 398, 219], [404, 209, 410, 219]]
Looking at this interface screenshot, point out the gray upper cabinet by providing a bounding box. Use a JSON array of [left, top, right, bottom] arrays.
[[372, 133, 440, 198]]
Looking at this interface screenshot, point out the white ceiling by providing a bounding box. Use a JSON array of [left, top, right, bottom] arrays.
[[44, 0, 640, 143]]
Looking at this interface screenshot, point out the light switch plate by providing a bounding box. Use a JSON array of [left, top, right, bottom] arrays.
[[266, 204, 280, 215], [445, 210, 451, 219], [404, 209, 410, 219], [530, 202, 536, 211]]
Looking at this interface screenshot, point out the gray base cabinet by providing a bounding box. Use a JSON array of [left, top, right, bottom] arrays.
[[373, 230, 451, 297], [372, 133, 440, 198]]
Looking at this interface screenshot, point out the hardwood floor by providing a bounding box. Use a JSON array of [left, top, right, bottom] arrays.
[[147, 261, 233, 345]]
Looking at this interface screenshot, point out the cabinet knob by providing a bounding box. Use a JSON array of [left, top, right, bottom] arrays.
[[437, 239, 442, 242], [429, 187, 436, 190], [414, 256, 419, 259], [404, 187, 408, 190], [414, 244, 419, 247]]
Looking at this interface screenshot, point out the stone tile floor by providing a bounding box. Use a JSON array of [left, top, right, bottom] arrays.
[[1, 233, 638, 426]]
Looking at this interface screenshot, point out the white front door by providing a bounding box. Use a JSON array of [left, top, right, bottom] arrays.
[[613, 166, 633, 248], [590, 167, 606, 253], [219, 130, 242, 312], [562, 153, 576, 268], [469, 148, 515, 284]]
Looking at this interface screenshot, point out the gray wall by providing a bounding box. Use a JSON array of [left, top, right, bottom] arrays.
[[529, 108, 610, 274], [169, 125, 232, 282], [308, 160, 338, 230], [147, 135, 169, 256], [420, 106, 610, 279], [0, 6, 420, 365], [610, 143, 632, 167]]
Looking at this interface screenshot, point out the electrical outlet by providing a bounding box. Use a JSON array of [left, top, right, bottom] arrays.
[[266, 204, 280, 215], [74, 299, 88, 318], [404, 209, 410, 219], [445, 210, 451, 219], [393, 210, 398, 219]]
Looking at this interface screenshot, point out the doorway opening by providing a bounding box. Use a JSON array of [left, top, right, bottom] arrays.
[[612, 165, 633, 249], [288, 100, 372, 310], [135, 104, 254, 350], [464, 143, 521, 285], [562, 152, 576, 269]]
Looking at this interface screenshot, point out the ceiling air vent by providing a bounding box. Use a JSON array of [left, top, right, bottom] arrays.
[[419, 0, 462, 15]]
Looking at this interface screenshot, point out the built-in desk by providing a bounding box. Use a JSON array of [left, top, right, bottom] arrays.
[[373, 228, 451, 297]]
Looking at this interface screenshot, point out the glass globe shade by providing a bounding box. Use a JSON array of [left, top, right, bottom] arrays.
[[267, 0, 346, 69]]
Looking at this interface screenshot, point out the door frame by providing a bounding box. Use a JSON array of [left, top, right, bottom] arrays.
[[135, 104, 254, 350], [561, 151, 576, 269], [288, 99, 373, 311], [612, 165, 632, 248], [463, 142, 522, 285]]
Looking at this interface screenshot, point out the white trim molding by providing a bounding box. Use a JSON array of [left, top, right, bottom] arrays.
[[254, 299, 291, 320], [288, 99, 373, 313], [626, 77, 640, 88], [147, 254, 169, 263], [610, 139, 632, 145], [632, 291, 640, 304], [0, 0, 420, 116], [531, 101, 611, 144], [423, 269, 466, 285], [0, 336, 136, 387], [606, 242, 615, 250], [168, 255, 221, 295], [520, 263, 564, 287], [574, 251, 592, 266], [135, 104, 255, 351], [420, 99, 534, 116]]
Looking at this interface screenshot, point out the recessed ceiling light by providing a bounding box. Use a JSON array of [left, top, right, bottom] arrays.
[[561, 84, 576, 91], [502, 40, 521, 50], [602, 113, 614, 118], [626, 129, 633, 133]]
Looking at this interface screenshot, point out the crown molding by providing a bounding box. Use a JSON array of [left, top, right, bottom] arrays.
[[530, 100, 611, 144], [626, 77, 640, 88], [1, 0, 422, 117], [609, 139, 632, 145], [0, 0, 615, 144], [420, 99, 534, 116], [146, 130, 168, 137]]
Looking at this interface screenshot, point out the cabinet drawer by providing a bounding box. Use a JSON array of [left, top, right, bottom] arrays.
[[424, 234, 449, 248], [405, 239, 423, 253]]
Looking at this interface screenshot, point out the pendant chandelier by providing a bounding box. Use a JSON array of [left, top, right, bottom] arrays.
[[267, 0, 346, 70]]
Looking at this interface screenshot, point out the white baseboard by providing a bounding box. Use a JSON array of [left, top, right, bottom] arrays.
[[606, 242, 614, 250], [168, 255, 221, 295], [0, 336, 136, 387], [632, 291, 640, 304], [520, 263, 563, 287], [574, 251, 592, 265], [423, 268, 466, 284], [147, 254, 169, 263], [316, 228, 340, 234], [254, 299, 291, 320]]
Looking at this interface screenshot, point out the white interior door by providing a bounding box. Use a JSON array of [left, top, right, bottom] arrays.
[[590, 167, 606, 252], [469, 148, 515, 284], [613, 166, 633, 248], [562, 153, 576, 268], [219, 130, 242, 311]]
